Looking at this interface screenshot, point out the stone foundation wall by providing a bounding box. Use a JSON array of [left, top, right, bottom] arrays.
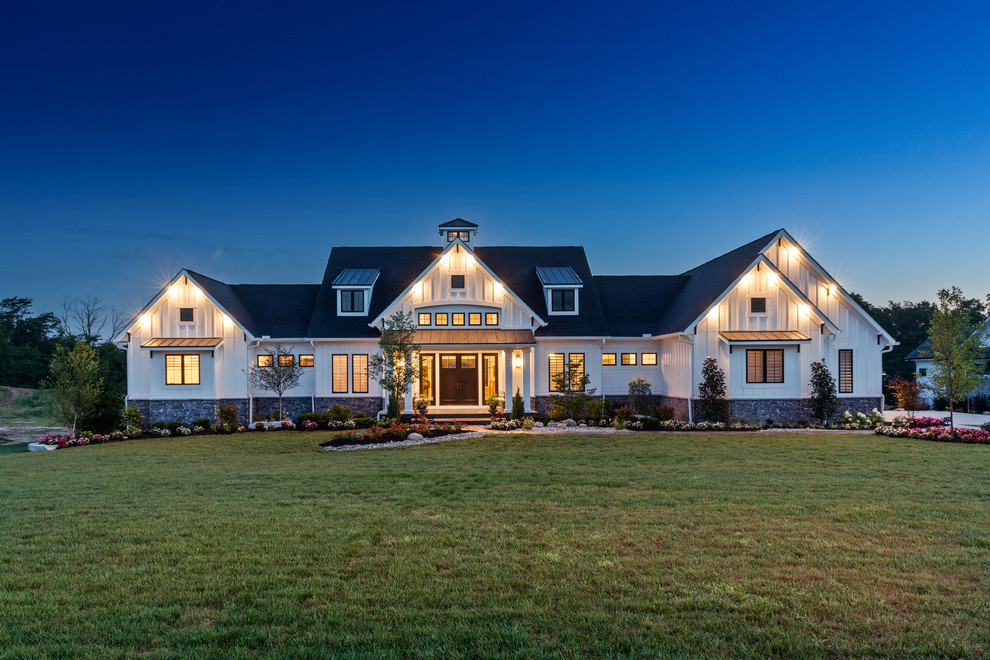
[[717, 396, 883, 424], [315, 397, 383, 417], [251, 397, 315, 421], [130, 398, 249, 428]]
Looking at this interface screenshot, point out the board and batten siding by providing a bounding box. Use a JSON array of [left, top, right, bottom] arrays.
[[126, 283, 249, 400]]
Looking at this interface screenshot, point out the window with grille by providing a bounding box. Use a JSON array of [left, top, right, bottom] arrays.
[[839, 350, 853, 393], [332, 355, 348, 393], [642, 353, 657, 365], [621, 353, 637, 365], [746, 349, 783, 383], [166, 354, 199, 385], [418, 313, 431, 326], [468, 313, 482, 326], [602, 353, 616, 366], [485, 313, 498, 325], [278, 355, 294, 367], [352, 355, 368, 393], [551, 289, 575, 312], [435, 313, 448, 326], [750, 297, 767, 314], [340, 290, 364, 313]]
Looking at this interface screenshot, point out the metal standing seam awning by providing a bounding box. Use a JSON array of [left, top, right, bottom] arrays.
[[412, 329, 536, 346], [719, 331, 811, 343], [141, 337, 224, 349]]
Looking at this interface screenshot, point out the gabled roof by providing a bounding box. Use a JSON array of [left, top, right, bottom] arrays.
[[653, 230, 781, 335], [438, 218, 479, 228]]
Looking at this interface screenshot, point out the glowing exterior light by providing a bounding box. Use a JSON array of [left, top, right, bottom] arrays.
[[169, 283, 180, 297], [766, 271, 778, 286], [800, 304, 811, 317], [141, 314, 151, 327], [741, 273, 751, 288], [493, 281, 504, 296], [513, 352, 523, 369], [827, 283, 835, 296], [464, 253, 474, 266], [707, 307, 718, 321], [442, 253, 451, 267]]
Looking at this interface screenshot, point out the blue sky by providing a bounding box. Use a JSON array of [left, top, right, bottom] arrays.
[[2, 1, 988, 321]]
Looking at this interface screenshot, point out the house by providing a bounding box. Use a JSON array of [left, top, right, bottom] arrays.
[[117, 219, 896, 425], [905, 317, 990, 407]]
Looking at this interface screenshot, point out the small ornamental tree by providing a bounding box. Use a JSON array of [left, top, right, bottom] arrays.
[[808, 360, 838, 426], [550, 368, 595, 420], [44, 340, 104, 437], [627, 378, 653, 416], [698, 356, 728, 422], [888, 376, 926, 417], [369, 311, 421, 420], [250, 343, 305, 420], [511, 387, 525, 419], [925, 286, 989, 437]]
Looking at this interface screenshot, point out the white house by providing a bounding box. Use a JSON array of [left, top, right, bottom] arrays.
[[905, 316, 990, 407], [118, 219, 896, 425]]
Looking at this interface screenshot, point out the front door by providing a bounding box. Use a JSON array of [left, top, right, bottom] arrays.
[[438, 354, 478, 405]]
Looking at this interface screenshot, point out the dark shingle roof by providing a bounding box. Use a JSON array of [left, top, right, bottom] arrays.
[[593, 276, 689, 336], [654, 230, 781, 334], [183, 229, 786, 340], [906, 336, 990, 361]]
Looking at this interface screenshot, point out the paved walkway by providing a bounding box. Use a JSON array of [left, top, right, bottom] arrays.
[[883, 409, 990, 429]]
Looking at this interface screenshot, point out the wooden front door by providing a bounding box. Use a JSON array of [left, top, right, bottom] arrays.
[[438, 354, 478, 405]]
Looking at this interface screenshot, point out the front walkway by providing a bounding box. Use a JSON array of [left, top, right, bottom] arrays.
[[884, 409, 990, 429]]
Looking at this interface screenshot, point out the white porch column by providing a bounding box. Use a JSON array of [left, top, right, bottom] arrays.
[[404, 374, 415, 415], [522, 346, 533, 413]]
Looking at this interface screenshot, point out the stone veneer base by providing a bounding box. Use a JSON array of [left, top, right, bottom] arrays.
[[532, 394, 882, 424], [131, 396, 383, 428]]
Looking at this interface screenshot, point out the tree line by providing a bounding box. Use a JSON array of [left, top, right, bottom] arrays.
[[1, 296, 127, 432]]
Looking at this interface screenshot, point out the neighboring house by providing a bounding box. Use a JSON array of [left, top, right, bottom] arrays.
[[905, 317, 990, 406], [117, 219, 896, 425]]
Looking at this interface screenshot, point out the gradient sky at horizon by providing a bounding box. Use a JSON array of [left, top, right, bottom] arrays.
[[2, 1, 989, 322]]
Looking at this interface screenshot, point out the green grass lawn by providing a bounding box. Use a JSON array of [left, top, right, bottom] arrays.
[[1, 431, 988, 658]]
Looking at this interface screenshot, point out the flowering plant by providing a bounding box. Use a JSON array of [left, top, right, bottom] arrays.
[[280, 421, 296, 430], [176, 426, 192, 436], [875, 424, 989, 443], [302, 419, 319, 431], [151, 428, 171, 437]]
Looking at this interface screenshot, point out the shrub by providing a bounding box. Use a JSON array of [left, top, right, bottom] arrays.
[[218, 404, 239, 428], [297, 412, 324, 426], [489, 418, 522, 430], [550, 403, 566, 421], [329, 404, 352, 422], [698, 357, 728, 423], [511, 388, 525, 420], [122, 404, 145, 430], [165, 421, 183, 435], [627, 378, 653, 416], [653, 405, 676, 421], [808, 360, 838, 425], [614, 405, 632, 421], [192, 418, 213, 432], [641, 416, 661, 430]]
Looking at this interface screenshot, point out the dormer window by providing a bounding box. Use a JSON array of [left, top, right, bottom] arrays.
[[333, 268, 379, 317], [340, 290, 364, 313], [537, 266, 582, 316], [447, 231, 470, 242]]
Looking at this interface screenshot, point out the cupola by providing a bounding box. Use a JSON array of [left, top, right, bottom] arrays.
[[438, 218, 479, 248]]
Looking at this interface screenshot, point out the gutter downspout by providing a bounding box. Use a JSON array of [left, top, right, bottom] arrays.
[[247, 338, 261, 423], [309, 340, 317, 413], [600, 338, 607, 404], [679, 334, 694, 424]]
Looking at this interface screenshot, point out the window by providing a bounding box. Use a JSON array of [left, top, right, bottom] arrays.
[[451, 275, 465, 289], [435, 313, 449, 326], [746, 349, 784, 383], [352, 354, 368, 393], [485, 312, 498, 326], [332, 355, 348, 393], [452, 313, 465, 326], [468, 313, 482, 326], [551, 289, 575, 312], [299, 354, 314, 367], [839, 350, 853, 393], [257, 355, 273, 368], [568, 354, 585, 391], [548, 353, 565, 391], [919, 368, 927, 377], [179, 308, 194, 323], [418, 312, 431, 326], [750, 297, 767, 314], [621, 353, 637, 365], [447, 231, 470, 242], [642, 353, 658, 365], [602, 353, 616, 366], [340, 290, 364, 313], [278, 355, 294, 367], [165, 354, 199, 385]]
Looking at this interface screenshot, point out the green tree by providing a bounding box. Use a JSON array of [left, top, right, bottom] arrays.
[[697, 356, 728, 422], [808, 360, 838, 426], [369, 312, 421, 419], [627, 378, 653, 416], [0, 297, 62, 388], [44, 340, 103, 437], [924, 286, 989, 437], [550, 368, 594, 420], [511, 387, 525, 420], [250, 343, 305, 420]]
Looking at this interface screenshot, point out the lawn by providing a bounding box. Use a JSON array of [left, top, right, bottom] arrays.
[[1, 431, 988, 658]]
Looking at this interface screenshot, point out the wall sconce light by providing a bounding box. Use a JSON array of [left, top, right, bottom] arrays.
[[513, 352, 523, 369], [169, 283, 180, 297], [827, 283, 835, 296], [140, 313, 151, 327]]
